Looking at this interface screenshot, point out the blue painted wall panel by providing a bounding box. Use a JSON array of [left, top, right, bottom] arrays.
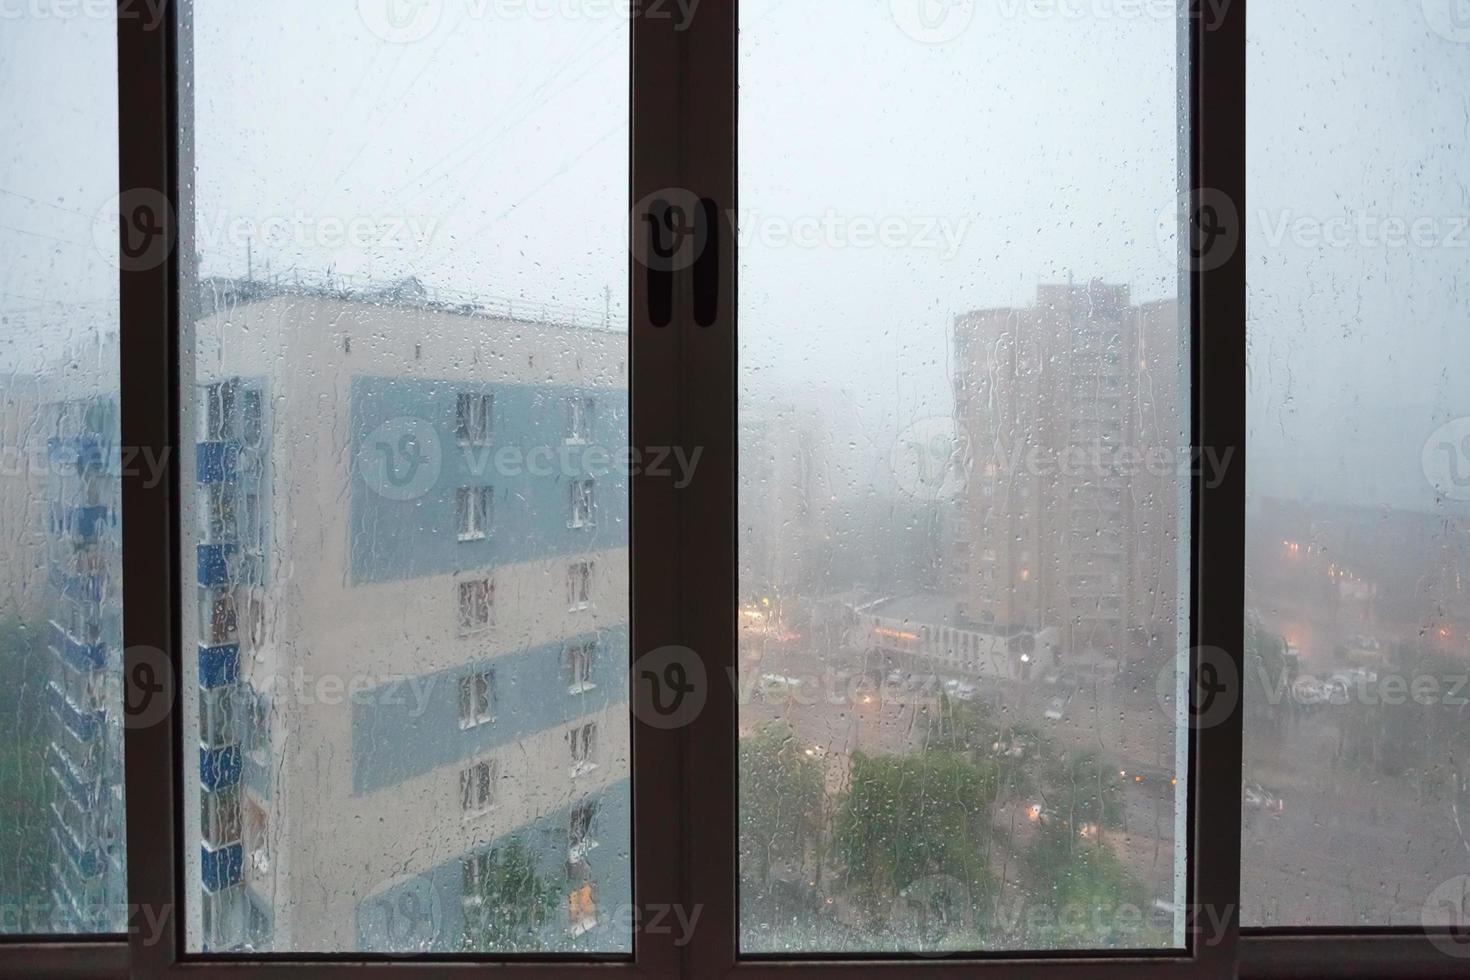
[[349, 377, 628, 585], [352, 624, 628, 794]]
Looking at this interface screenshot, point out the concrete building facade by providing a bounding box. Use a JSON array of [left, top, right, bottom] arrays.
[[180, 278, 630, 953], [951, 282, 1183, 659]]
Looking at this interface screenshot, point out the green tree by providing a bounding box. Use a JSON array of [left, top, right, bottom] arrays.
[[1022, 819, 1157, 948], [1243, 617, 1293, 745], [833, 750, 998, 929], [739, 721, 825, 884], [1040, 749, 1125, 831], [931, 693, 1043, 799], [459, 838, 555, 953], [739, 720, 828, 945]]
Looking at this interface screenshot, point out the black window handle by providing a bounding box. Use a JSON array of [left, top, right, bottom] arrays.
[[693, 197, 719, 327], [644, 196, 675, 328]]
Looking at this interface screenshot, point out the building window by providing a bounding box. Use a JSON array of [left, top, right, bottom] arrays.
[[456, 486, 492, 541], [243, 688, 270, 762], [459, 759, 497, 817], [241, 387, 263, 447], [566, 395, 594, 444], [244, 794, 269, 876], [567, 561, 592, 610], [201, 785, 241, 849], [202, 587, 238, 645], [567, 865, 597, 937], [201, 884, 245, 950], [455, 392, 492, 445], [199, 686, 236, 749], [201, 380, 236, 442], [566, 641, 596, 694], [569, 799, 598, 859], [458, 669, 495, 728], [245, 587, 266, 647], [458, 579, 493, 633], [569, 722, 597, 776], [569, 479, 595, 528], [204, 483, 237, 543], [461, 849, 492, 907]]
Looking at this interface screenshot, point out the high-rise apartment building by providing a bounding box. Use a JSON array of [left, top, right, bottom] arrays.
[[182, 277, 630, 953], [951, 282, 1182, 660]]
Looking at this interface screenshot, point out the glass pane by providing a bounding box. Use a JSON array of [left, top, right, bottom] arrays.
[[0, 5, 126, 935], [182, 0, 630, 952], [1244, 0, 1470, 929], [737, 2, 1189, 954]]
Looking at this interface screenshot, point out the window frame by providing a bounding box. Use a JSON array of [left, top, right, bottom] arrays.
[[14, 0, 1456, 978], [456, 486, 492, 542]]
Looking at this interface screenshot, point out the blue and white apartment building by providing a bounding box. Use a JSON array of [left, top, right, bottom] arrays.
[[181, 277, 631, 952], [41, 380, 127, 933]]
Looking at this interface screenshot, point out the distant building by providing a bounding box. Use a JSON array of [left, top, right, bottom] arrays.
[[951, 282, 1183, 658], [854, 594, 1060, 683], [1249, 495, 1470, 643], [739, 397, 835, 602]]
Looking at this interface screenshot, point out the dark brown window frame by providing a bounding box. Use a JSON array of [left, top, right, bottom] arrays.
[[2, 0, 1463, 977]]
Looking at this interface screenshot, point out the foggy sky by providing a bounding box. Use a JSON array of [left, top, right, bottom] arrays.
[[2, 0, 1468, 514]]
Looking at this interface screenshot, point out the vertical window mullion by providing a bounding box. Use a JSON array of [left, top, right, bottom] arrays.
[[627, 1, 686, 978], [118, 0, 184, 977], [1189, 0, 1248, 974], [678, 0, 737, 976]]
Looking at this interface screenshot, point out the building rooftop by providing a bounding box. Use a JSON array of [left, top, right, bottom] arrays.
[[859, 593, 1031, 637], [195, 273, 621, 335]]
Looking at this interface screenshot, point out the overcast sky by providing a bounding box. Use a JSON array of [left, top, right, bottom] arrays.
[[2, 0, 1467, 512]]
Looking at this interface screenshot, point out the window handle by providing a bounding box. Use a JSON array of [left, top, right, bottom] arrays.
[[693, 197, 719, 327], [644, 196, 676, 328]]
